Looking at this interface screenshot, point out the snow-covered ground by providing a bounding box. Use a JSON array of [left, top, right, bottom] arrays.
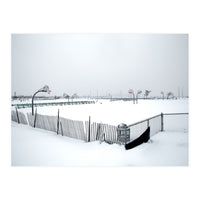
[[12, 98, 188, 125], [11, 122, 188, 166], [11, 99, 188, 166]]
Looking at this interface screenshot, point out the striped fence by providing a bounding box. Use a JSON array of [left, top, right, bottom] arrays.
[[25, 111, 118, 143], [11, 109, 28, 125], [85, 121, 118, 144], [11, 109, 189, 145], [59, 117, 86, 141], [27, 112, 57, 132]]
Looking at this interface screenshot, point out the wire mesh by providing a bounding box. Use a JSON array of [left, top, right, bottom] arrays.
[[149, 115, 161, 137], [163, 114, 188, 132], [129, 121, 148, 141]]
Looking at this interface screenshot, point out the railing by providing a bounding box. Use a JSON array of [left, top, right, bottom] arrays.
[[11, 100, 95, 109], [163, 113, 188, 132], [127, 113, 188, 141]]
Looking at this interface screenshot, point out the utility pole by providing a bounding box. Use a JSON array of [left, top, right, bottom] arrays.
[[182, 87, 184, 98], [178, 87, 180, 99]]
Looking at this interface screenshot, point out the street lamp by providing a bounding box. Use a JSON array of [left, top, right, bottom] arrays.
[[32, 85, 51, 115]]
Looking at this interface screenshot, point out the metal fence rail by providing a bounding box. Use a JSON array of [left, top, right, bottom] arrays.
[[163, 113, 188, 132], [127, 114, 162, 140], [12, 100, 96, 109], [127, 113, 188, 142]]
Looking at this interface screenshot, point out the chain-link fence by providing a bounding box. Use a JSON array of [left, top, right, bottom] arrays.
[[163, 113, 188, 132], [127, 113, 188, 143]]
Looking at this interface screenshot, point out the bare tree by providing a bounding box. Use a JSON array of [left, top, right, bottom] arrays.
[[167, 92, 174, 99], [144, 90, 151, 99], [136, 90, 142, 103], [63, 93, 70, 101], [66, 95, 70, 102], [72, 93, 78, 98], [71, 93, 78, 102], [161, 91, 164, 100]]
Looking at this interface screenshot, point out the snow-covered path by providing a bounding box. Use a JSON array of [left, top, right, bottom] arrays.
[[11, 122, 188, 166]]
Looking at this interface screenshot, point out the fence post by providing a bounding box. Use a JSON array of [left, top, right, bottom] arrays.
[[125, 127, 127, 145], [88, 116, 91, 142], [147, 119, 149, 127], [57, 109, 60, 135], [161, 112, 164, 131], [96, 123, 101, 140], [60, 121, 63, 136], [34, 108, 37, 128], [15, 107, 20, 124]]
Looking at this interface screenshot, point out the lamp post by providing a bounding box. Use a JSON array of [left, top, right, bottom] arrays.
[[32, 85, 51, 115]]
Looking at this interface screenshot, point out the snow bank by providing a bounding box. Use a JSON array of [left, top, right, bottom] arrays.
[[11, 122, 188, 166]]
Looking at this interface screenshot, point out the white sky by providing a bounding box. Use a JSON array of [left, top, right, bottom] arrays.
[[11, 33, 188, 97]]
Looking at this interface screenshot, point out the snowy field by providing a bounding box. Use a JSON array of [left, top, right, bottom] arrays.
[[12, 98, 188, 125], [11, 99, 189, 166]]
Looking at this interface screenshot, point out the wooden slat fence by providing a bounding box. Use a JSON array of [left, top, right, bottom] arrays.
[[101, 123, 118, 144], [59, 117, 86, 141], [27, 113, 57, 132], [85, 121, 118, 143], [11, 110, 28, 125], [25, 112, 118, 143]]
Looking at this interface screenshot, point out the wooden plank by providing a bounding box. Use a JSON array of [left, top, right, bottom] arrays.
[[15, 107, 20, 124], [110, 126, 114, 143], [76, 121, 81, 140], [57, 109, 60, 134], [67, 119, 72, 137], [87, 120, 90, 141], [85, 121, 88, 141], [60, 121, 63, 136], [75, 121, 80, 140]]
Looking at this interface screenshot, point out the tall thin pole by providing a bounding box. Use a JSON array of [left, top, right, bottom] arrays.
[[34, 108, 37, 128], [133, 92, 135, 104], [32, 90, 40, 115], [15, 107, 20, 124], [182, 87, 184, 98], [57, 109, 60, 134], [178, 87, 180, 99], [88, 116, 91, 142], [161, 112, 164, 132]]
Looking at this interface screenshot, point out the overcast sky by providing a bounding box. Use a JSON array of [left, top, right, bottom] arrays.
[[11, 33, 188, 97]]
